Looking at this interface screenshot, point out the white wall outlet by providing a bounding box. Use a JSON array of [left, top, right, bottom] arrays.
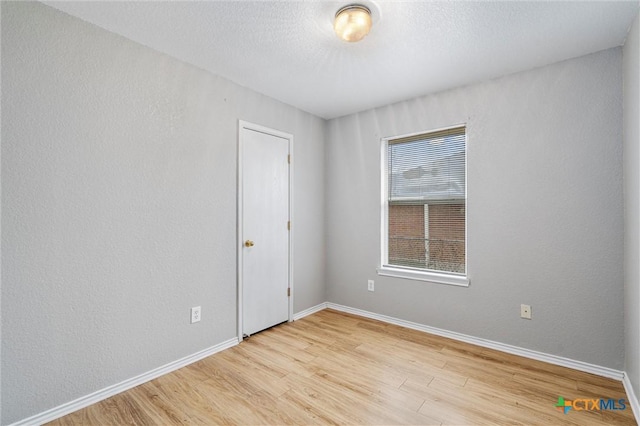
[[367, 280, 374, 292], [191, 306, 201, 324], [520, 304, 532, 320]]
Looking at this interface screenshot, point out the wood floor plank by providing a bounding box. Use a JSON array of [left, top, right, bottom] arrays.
[[308, 344, 408, 389], [48, 309, 637, 425], [284, 371, 439, 425]]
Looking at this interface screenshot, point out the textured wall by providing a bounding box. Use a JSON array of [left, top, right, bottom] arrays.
[[1, 2, 325, 423], [624, 11, 640, 398], [326, 48, 624, 369], [0, 2, 3, 421]]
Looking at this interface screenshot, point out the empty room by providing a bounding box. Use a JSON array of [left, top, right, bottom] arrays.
[[2, 0, 640, 424]]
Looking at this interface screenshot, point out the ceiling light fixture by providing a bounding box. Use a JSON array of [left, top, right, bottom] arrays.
[[334, 4, 372, 42]]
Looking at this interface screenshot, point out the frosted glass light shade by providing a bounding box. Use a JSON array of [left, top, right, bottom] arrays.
[[334, 5, 372, 42]]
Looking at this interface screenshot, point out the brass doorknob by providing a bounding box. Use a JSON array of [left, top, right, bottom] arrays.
[[244, 240, 255, 247]]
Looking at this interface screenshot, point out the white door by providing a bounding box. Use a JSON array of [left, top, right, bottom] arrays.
[[239, 121, 291, 337]]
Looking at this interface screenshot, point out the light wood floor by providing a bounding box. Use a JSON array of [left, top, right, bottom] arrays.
[[50, 309, 636, 425]]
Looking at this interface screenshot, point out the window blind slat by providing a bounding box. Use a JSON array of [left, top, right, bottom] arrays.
[[388, 129, 465, 202]]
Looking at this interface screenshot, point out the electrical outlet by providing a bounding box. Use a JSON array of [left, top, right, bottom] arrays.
[[367, 280, 374, 292], [191, 306, 201, 324], [520, 304, 532, 320]]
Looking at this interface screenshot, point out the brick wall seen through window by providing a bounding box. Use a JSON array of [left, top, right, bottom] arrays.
[[389, 204, 465, 273]]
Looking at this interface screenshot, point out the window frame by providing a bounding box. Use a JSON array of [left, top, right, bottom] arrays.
[[377, 125, 470, 287]]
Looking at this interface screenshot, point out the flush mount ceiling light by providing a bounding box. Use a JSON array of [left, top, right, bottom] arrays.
[[334, 4, 372, 42]]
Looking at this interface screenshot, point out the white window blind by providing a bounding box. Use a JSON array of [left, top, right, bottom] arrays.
[[385, 126, 466, 275]]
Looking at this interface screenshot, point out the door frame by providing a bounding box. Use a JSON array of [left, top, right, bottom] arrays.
[[237, 120, 293, 342]]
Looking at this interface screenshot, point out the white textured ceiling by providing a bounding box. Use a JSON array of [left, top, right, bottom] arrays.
[[44, 1, 639, 119]]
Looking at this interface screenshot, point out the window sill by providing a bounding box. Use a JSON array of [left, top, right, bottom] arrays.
[[376, 266, 470, 287]]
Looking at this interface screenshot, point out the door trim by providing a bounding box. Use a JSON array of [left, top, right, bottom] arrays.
[[237, 120, 293, 342]]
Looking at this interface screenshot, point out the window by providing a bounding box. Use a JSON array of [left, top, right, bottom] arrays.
[[378, 126, 468, 286]]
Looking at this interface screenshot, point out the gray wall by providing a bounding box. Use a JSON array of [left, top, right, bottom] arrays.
[[0, 1, 3, 421], [326, 48, 624, 369], [624, 12, 640, 398], [1, 2, 325, 424], [1, 1, 636, 424]]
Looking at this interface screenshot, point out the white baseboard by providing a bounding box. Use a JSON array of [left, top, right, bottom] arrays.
[[623, 372, 640, 424], [293, 302, 328, 321], [15, 302, 330, 426], [10, 337, 239, 426], [327, 303, 625, 380], [12, 303, 636, 425]]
